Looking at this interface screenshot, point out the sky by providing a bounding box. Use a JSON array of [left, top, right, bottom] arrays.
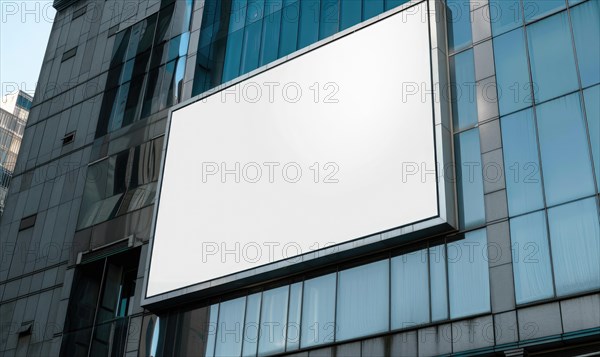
[[1, 1, 56, 98]]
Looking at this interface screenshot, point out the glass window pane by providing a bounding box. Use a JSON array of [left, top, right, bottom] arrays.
[[340, 0, 361, 30], [391, 249, 429, 329], [319, 0, 339, 39], [242, 293, 261, 357], [454, 129, 486, 229], [583, 85, 600, 191], [363, 0, 384, 21], [489, 0, 522, 36], [429, 244, 448, 321], [450, 49, 478, 131], [286, 282, 302, 351], [493, 28, 532, 115], [258, 286, 288, 356], [215, 297, 246, 357], [336, 260, 389, 341], [298, 0, 320, 49], [205, 304, 219, 357], [279, 3, 300, 57], [260, 8, 282, 66], [386, 0, 410, 11], [241, 17, 263, 74], [301, 273, 336, 348], [510, 211, 554, 304], [548, 197, 600, 296], [523, 0, 566, 22], [448, 229, 491, 319], [446, 0, 472, 52], [527, 11, 578, 103], [536, 92, 595, 206], [570, 0, 600, 87], [501, 108, 544, 216]]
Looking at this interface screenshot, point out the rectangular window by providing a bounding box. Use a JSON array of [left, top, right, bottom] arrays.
[[286, 282, 302, 351], [205, 304, 219, 357], [363, 0, 384, 22], [446, 0, 472, 52], [570, 0, 600, 88], [489, 0, 522, 36], [278, 3, 300, 57], [215, 297, 246, 357], [523, 0, 566, 22], [301, 273, 336, 348], [450, 49, 478, 131], [527, 11, 578, 103], [448, 229, 491, 319], [258, 286, 288, 355], [510, 211, 554, 304], [493, 28, 531, 116], [429, 244, 448, 321], [501, 108, 544, 216], [242, 293, 261, 357], [536, 92, 595, 206], [340, 0, 361, 30], [391, 249, 430, 329], [260, 8, 282, 66], [319, 0, 339, 39], [336, 260, 389, 341], [298, 0, 320, 49], [454, 128, 486, 229], [548, 197, 600, 296]]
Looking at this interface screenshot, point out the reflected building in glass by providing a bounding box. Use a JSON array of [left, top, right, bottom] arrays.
[[0, 0, 599, 356], [0, 90, 32, 215]]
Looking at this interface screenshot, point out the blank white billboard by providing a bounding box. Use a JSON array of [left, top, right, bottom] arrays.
[[146, 0, 446, 299]]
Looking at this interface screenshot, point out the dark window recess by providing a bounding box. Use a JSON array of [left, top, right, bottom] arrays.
[[62, 131, 76, 146], [72, 5, 87, 20], [62, 47, 77, 62], [19, 214, 37, 231]]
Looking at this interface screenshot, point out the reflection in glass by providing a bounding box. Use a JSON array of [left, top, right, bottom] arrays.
[[286, 282, 302, 351], [258, 286, 288, 356], [242, 293, 262, 357], [570, 0, 600, 88], [429, 244, 448, 321], [536, 93, 595, 206], [215, 297, 246, 357], [448, 229, 490, 319], [454, 129, 486, 229], [583, 85, 600, 191], [527, 11, 578, 103], [336, 260, 389, 341], [501, 108, 544, 216], [446, 0, 472, 52], [301, 273, 336, 348], [391, 249, 429, 329], [510, 211, 554, 304], [450, 49, 478, 131], [489, 0, 522, 36], [205, 304, 219, 357], [523, 0, 565, 22], [548, 198, 600, 296]]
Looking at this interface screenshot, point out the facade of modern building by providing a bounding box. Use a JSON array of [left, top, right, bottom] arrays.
[[0, 0, 599, 356], [0, 90, 33, 215]]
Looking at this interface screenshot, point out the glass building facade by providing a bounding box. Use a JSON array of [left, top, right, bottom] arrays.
[[0, 0, 598, 356]]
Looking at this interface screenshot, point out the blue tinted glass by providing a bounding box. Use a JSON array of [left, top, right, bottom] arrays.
[[260, 8, 282, 66], [286, 282, 302, 351], [242, 293, 261, 357], [523, 0, 566, 22], [340, 0, 361, 30], [493, 28, 532, 115], [386, 0, 409, 11], [298, 0, 320, 49], [548, 197, 600, 296], [279, 3, 300, 56], [336, 260, 389, 341], [569, 0, 586, 5], [570, 1, 600, 87], [583, 85, 600, 191], [501, 108, 544, 216], [446, 0, 472, 52], [450, 49, 478, 131], [363, 0, 384, 21], [319, 0, 339, 39], [429, 245, 448, 321], [527, 11, 578, 103], [241, 17, 263, 74], [447, 229, 491, 319], [489, 0, 522, 36], [205, 304, 219, 357], [301, 273, 336, 348], [455, 129, 486, 229], [536, 93, 596, 206], [391, 249, 430, 329], [510, 211, 554, 304], [222, 0, 248, 82], [258, 286, 288, 356], [215, 297, 246, 357]]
